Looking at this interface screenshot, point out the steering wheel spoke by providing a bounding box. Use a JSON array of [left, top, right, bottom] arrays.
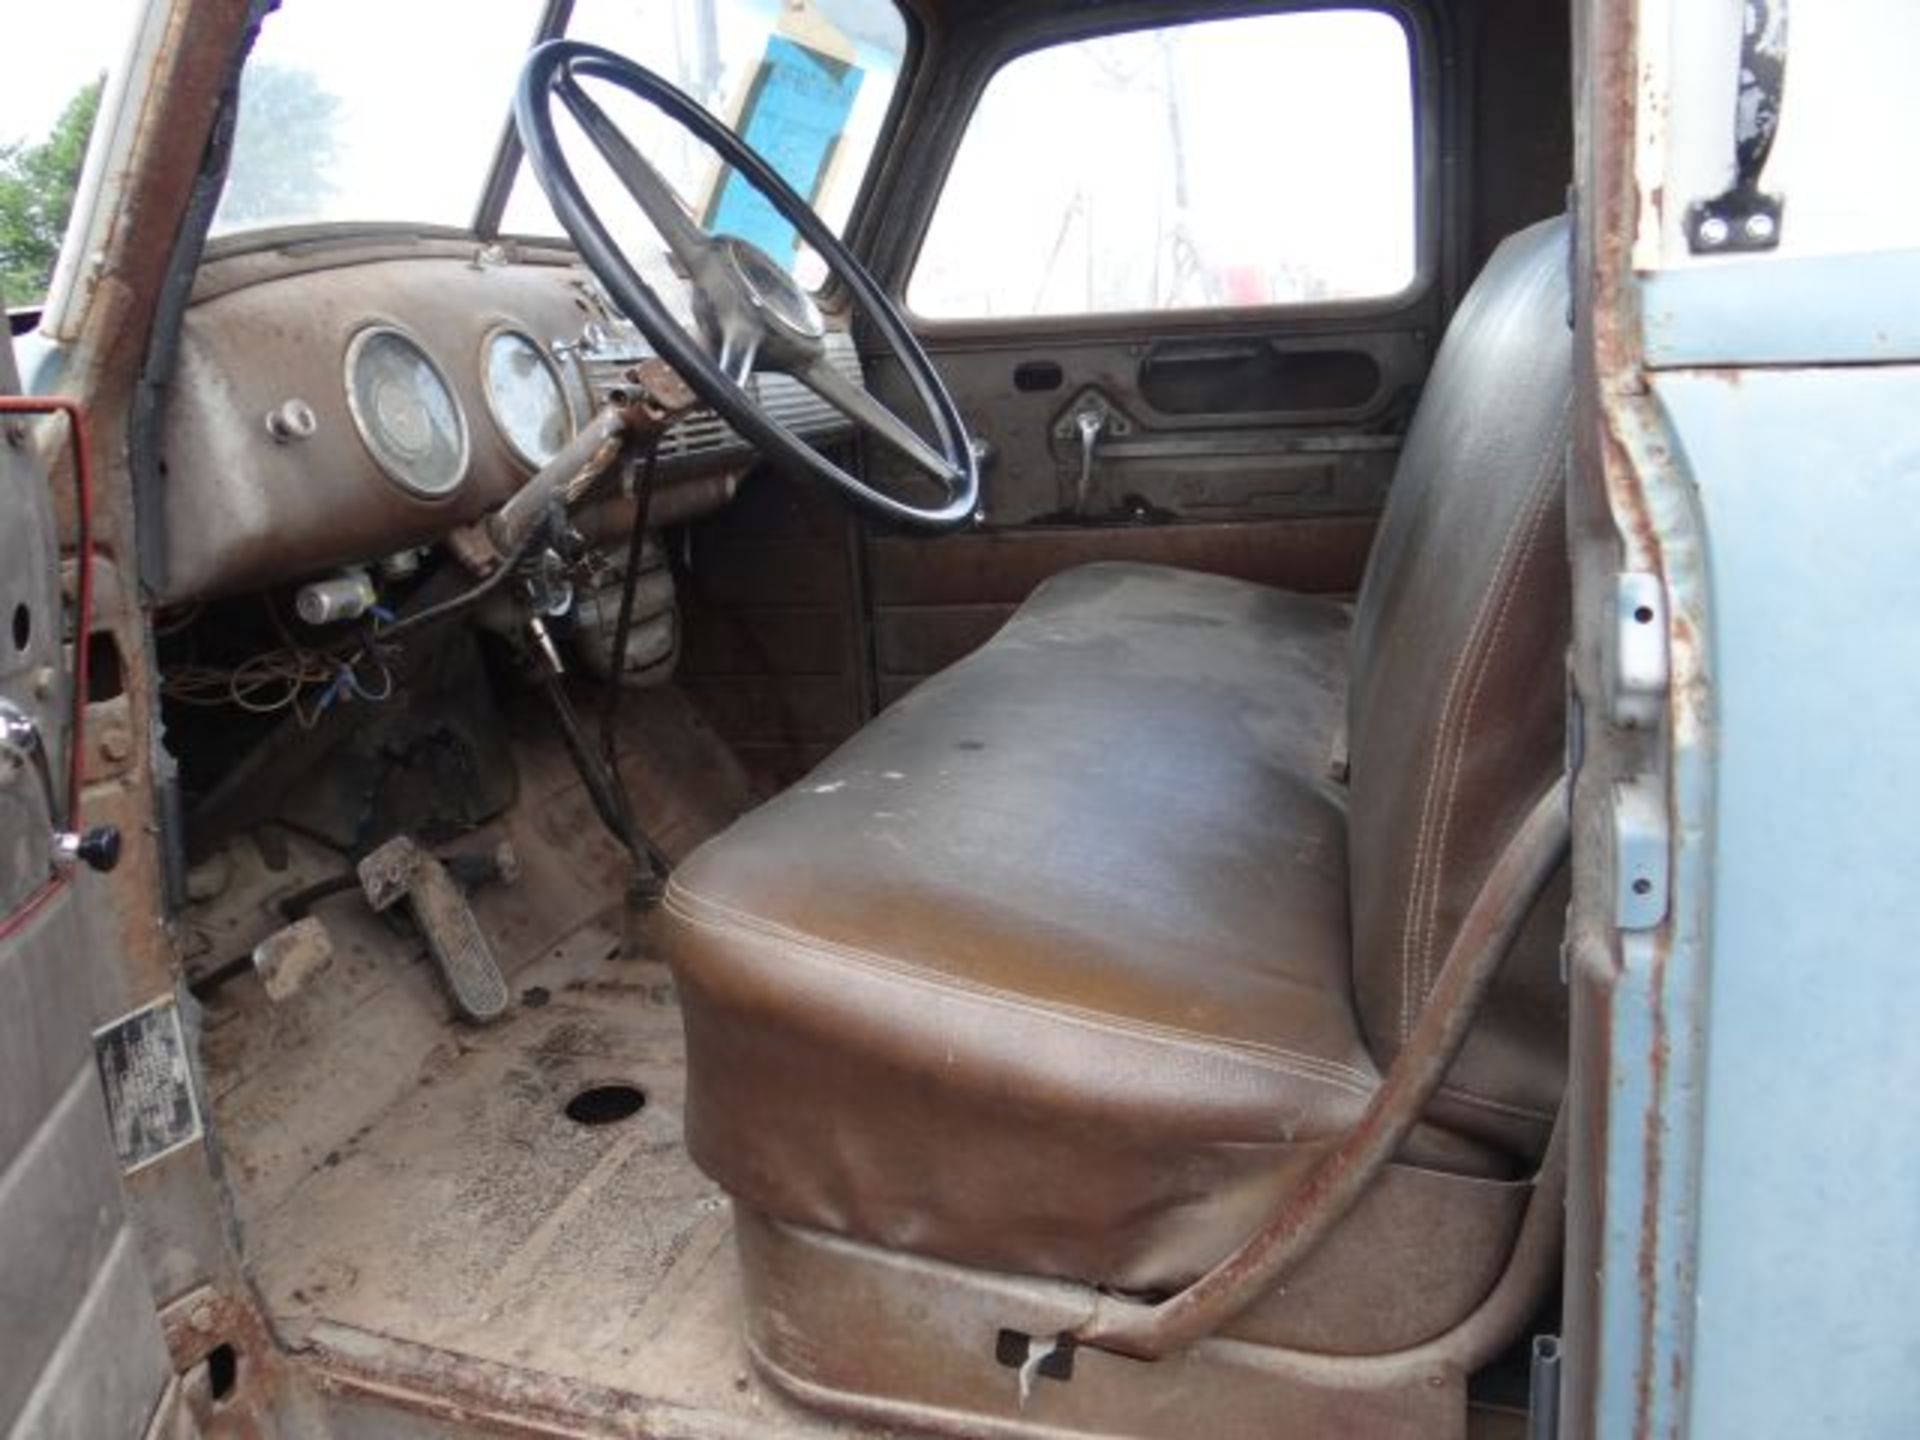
[[554, 71, 714, 279], [517, 39, 979, 530], [714, 322, 762, 388], [792, 353, 961, 490]]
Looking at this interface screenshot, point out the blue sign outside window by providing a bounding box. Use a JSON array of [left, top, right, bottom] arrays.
[[704, 35, 864, 266]]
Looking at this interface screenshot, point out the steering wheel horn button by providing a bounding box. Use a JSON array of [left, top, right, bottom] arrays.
[[717, 235, 826, 344]]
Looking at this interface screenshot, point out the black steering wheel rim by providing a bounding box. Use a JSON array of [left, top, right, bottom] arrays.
[[514, 38, 979, 529]]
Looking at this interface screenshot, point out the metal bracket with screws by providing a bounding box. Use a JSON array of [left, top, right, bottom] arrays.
[[1686, 0, 1788, 255]]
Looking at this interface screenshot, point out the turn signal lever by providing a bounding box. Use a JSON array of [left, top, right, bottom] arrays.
[[0, 698, 121, 874]]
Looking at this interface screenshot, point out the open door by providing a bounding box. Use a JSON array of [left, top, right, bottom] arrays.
[[1, 327, 179, 1437]]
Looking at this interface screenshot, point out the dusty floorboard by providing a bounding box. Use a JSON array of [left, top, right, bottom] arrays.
[[249, 946, 876, 1436], [190, 686, 877, 1434]]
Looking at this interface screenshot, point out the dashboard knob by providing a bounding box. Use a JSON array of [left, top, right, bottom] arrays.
[[265, 398, 319, 444], [55, 824, 122, 874]]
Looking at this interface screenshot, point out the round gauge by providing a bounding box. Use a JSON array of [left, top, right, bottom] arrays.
[[482, 329, 573, 470], [343, 326, 469, 498]]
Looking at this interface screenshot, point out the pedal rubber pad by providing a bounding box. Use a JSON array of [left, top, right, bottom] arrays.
[[358, 836, 510, 1024]]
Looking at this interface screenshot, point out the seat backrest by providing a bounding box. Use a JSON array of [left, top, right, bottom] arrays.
[[1345, 216, 1572, 1157]]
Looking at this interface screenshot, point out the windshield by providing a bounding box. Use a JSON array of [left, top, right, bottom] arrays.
[[210, 0, 908, 254]]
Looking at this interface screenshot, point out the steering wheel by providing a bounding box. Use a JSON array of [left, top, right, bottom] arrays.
[[514, 40, 978, 530]]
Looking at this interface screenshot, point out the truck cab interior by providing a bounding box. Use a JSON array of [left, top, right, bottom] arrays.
[[11, 0, 1610, 1435]]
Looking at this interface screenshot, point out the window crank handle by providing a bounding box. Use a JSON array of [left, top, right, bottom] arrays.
[[1074, 406, 1106, 514], [0, 700, 57, 827]]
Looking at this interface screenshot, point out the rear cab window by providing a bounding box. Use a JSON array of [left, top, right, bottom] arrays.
[[907, 8, 1419, 320]]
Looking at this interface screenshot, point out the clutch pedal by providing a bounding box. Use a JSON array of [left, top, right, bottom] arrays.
[[358, 835, 510, 1023]]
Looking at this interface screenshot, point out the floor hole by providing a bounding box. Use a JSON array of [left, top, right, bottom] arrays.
[[10, 604, 28, 652], [565, 1083, 646, 1127]]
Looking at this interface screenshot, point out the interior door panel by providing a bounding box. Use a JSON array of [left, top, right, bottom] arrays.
[[864, 318, 1426, 528], [1, 343, 178, 1438], [853, 307, 1431, 706]]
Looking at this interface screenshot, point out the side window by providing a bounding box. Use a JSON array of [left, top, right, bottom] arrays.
[[908, 10, 1417, 320]]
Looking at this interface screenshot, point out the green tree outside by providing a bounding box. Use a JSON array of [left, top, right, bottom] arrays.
[[0, 77, 102, 309], [0, 63, 340, 312]]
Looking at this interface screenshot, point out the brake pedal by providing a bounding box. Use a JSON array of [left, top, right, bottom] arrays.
[[358, 836, 510, 1024]]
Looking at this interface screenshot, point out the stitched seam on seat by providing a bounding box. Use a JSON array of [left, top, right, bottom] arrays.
[[1417, 405, 1571, 1016], [1398, 401, 1572, 1046], [1397, 546, 1512, 1047], [666, 889, 1553, 1138], [665, 885, 1379, 1096], [668, 885, 1376, 1090], [1434, 1082, 1557, 1123]]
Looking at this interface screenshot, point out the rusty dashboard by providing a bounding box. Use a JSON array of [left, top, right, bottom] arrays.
[[155, 241, 862, 602]]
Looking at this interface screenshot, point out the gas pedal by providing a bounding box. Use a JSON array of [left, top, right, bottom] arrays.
[[358, 836, 510, 1024]]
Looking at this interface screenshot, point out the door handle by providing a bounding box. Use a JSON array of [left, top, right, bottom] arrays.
[[0, 699, 58, 827], [0, 698, 120, 874]]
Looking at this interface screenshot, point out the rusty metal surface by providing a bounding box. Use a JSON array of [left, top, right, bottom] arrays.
[[233, 961, 850, 1439], [150, 237, 728, 598], [1562, 2, 1718, 1437], [156, 258, 607, 602], [18, 4, 748, 1437], [487, 360, 697, 558], [193, 682, 749, 1210], [190, 236, 577, 306], [157, 1282, 316, 1440], [303, 1322, 852, 1440]]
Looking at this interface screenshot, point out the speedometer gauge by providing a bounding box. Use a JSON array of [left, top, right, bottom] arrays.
[[344, 326, 469, 498], [482, 329, 573, 471]]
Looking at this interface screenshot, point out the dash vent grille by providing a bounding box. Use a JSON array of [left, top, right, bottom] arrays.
[[575, 331, 861, 466]]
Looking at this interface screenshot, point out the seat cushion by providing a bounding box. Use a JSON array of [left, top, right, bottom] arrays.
[[663, 562, 1500, 1291]]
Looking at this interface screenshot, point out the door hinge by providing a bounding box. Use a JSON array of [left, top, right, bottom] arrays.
[[1685, 0, 1789, 254], [1610, 775, 1670, 931], [1606, 571, 1669, 729]]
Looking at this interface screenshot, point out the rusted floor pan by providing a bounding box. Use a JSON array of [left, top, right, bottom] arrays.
[[189, 688, 877, 1434], [251, 947, 872, 1437]]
